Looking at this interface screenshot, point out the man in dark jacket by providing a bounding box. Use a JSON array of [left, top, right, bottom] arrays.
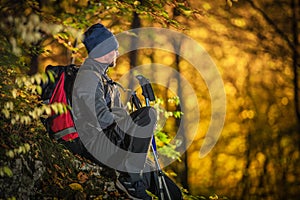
[[72, 23, 157, 200]]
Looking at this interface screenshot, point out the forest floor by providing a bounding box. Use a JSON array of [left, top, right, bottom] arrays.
[[0, 123, 207, 199], [0, 130, 131, 199]]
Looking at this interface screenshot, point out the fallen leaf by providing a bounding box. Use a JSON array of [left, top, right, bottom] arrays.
[[69, 183, 83, 192]]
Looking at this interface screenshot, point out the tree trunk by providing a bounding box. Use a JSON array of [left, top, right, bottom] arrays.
[[291, 0, 300, 123], [129, 12, 140, 69]]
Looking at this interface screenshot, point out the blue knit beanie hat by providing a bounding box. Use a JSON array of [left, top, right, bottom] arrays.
[[83, 23, 119, 58]]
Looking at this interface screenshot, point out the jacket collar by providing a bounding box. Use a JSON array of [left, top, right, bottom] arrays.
[[82, 58, 110, 75]]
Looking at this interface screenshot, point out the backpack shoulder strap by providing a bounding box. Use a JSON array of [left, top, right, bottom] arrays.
[[64, 64, 79, 106], [101, 73, 130, 93]]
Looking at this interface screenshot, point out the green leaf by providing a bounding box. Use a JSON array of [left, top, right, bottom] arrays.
[[161, 11, 169, 19], [47, 70, 55, 83], [57, 103, 65, 114], [42, 72, 49, 84], [174, 111, 183, 118], [36, 85, 42, 95], [3, 166, 13, 177], [156, 131, 170, 143]]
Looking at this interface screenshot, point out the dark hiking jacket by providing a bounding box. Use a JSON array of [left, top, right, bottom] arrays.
[[72, 58, 155, 172]]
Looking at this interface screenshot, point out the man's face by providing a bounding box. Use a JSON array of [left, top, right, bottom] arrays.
[[94, 49, 119, 66]]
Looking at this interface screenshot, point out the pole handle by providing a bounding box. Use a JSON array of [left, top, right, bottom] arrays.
[[136, 75, 155, 101]]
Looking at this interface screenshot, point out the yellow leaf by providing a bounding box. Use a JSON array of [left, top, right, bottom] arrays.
[[24, 143, 30, 151], [17, 146, 23, 154], [2, 108, 10, 118], [30, 76, 35, 84], [26, 116, 31, 124], [43, 105, 52, 115], [134, 1, 140, 6], [5, 101, 13, 110], [36, 107, 42, 116], [34, 74, 41, 85], [20, 91, 26, 98], [51, 104, 59, 114], [6, 150, 15, 158], [69, 183, 83, 192], [20, 116, 31, 125], [11, 89, 17, 98], [15, 77, 23, 87], [227, 0, 233, 7]]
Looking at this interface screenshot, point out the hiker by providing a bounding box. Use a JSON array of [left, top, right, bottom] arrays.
[[72, 23, 157, 200]]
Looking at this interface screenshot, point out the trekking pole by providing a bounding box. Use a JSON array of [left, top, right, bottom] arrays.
[[136, 75, 171, 200], [131, 91, 142, 110]]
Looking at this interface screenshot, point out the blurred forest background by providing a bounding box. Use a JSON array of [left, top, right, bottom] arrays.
[[0, 0, 300, 199]]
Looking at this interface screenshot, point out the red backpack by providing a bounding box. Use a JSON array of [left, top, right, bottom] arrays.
[[41, 65, 79, 141]]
